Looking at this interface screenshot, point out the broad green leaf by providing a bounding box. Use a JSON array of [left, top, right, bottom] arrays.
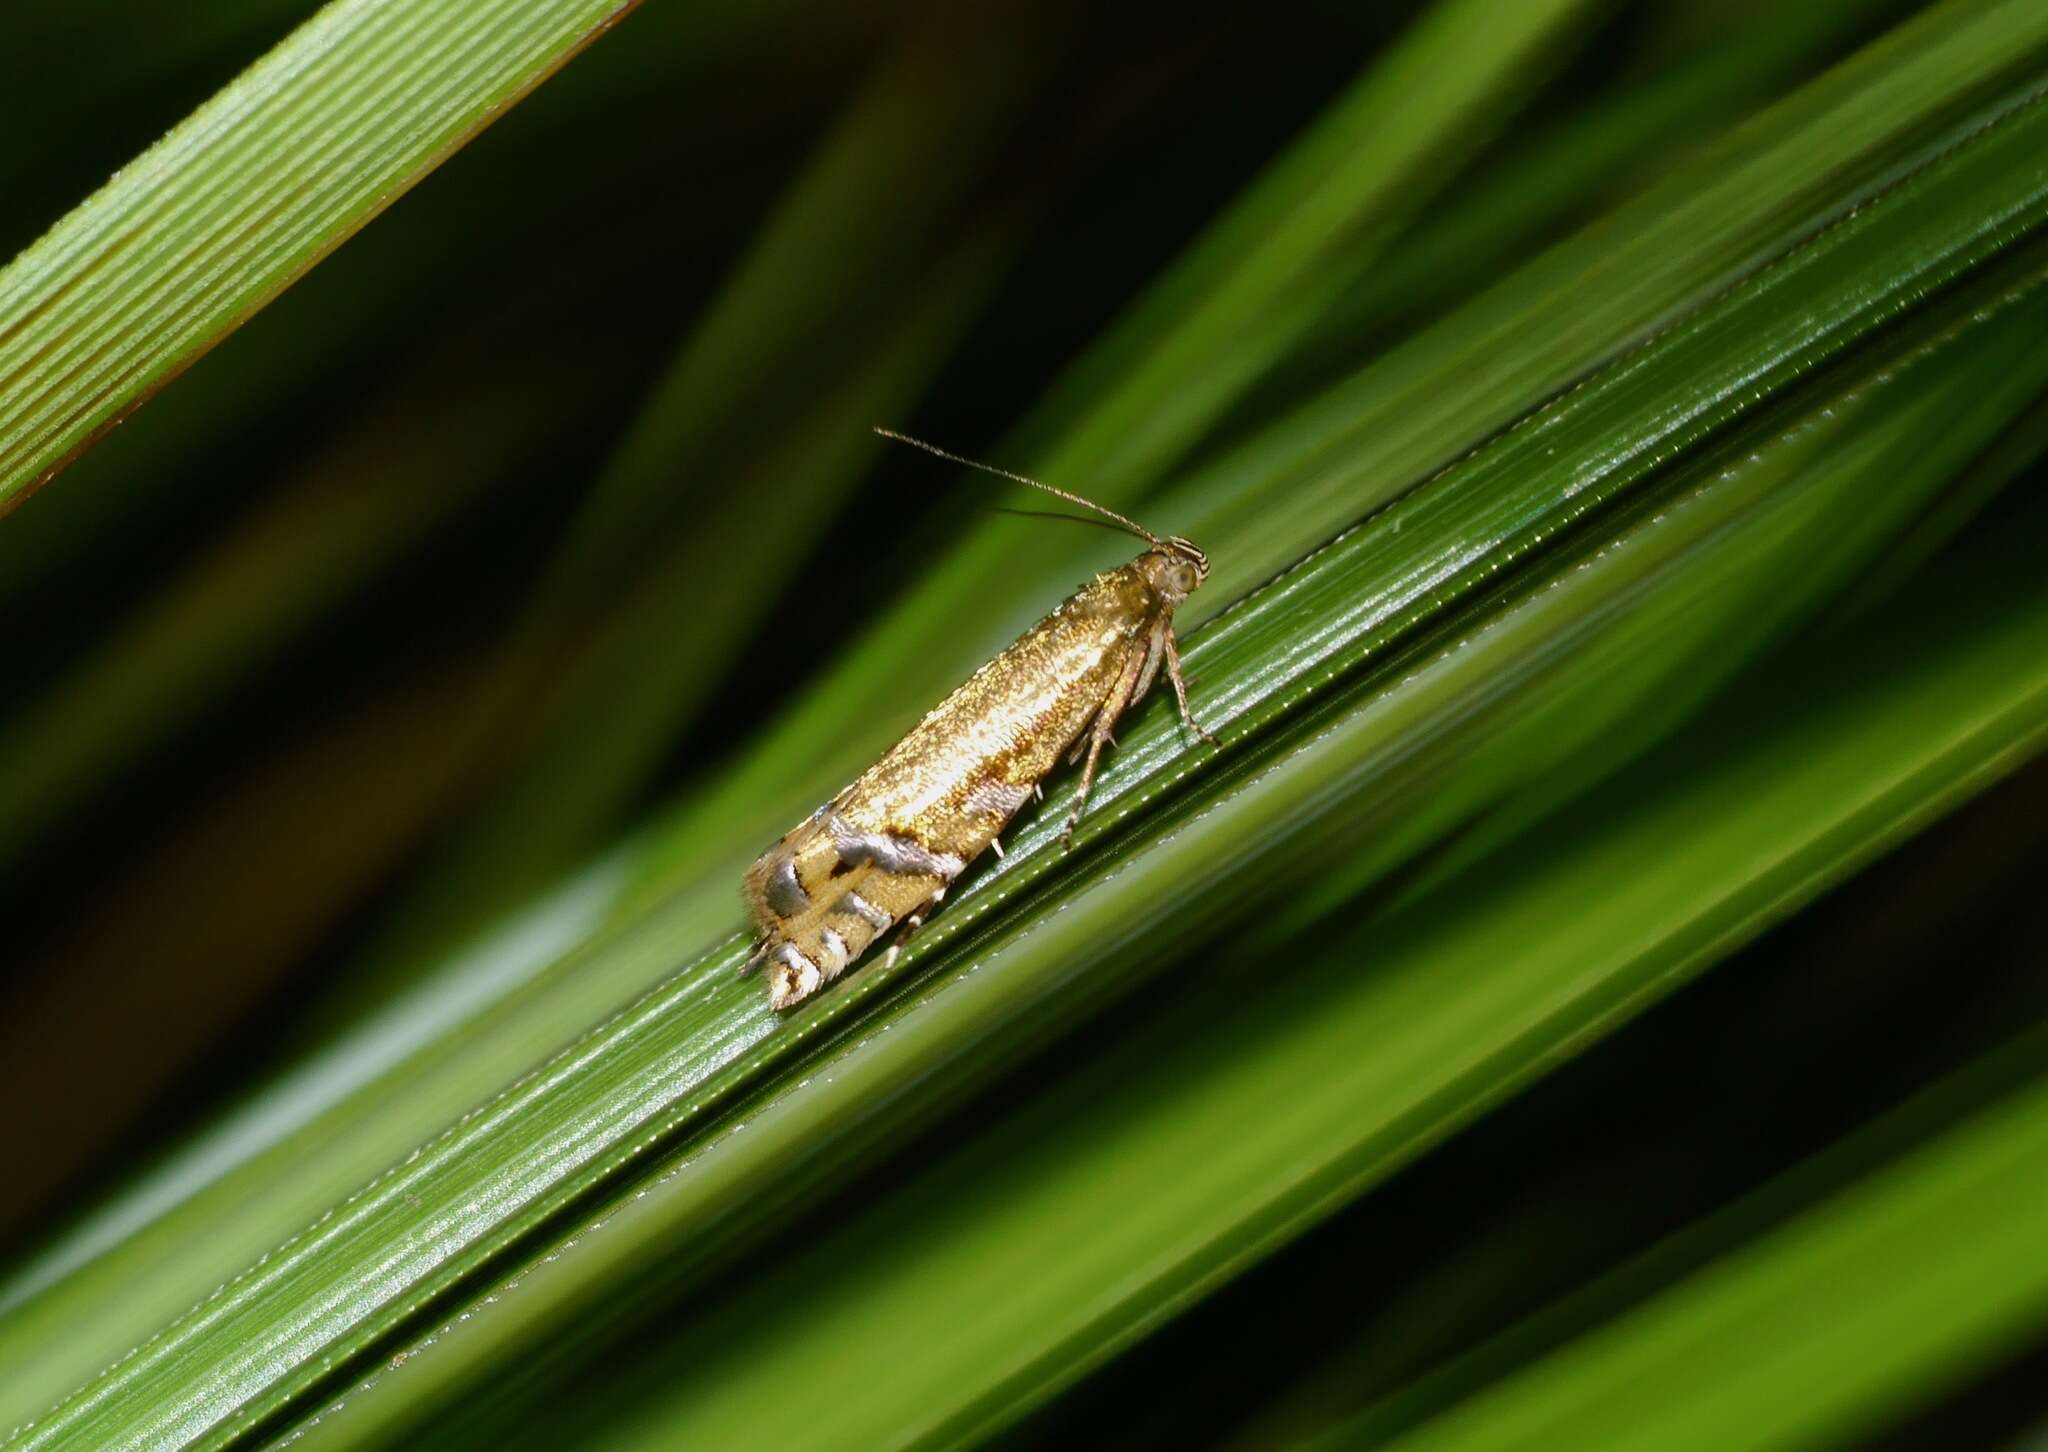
[[296, 273, 2048, 1452]]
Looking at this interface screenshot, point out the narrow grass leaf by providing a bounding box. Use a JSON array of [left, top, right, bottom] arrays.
[[0, 0, 645, 512]]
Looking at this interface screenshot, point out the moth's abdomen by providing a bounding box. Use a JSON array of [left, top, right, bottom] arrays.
[[743, 808, 980, 1009]]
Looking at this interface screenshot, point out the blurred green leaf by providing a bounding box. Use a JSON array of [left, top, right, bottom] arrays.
[[1364, 1029, 2048, 1452], [346, 4, 1079, 975], [0, 347, 627, 873]]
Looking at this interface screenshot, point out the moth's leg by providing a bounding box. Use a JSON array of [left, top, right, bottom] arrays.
[[883, 882, 948, 969], [1063, 640, 1148, 846], [1162, 627, 1217, 745], [740, 938, 771, 975], [1129, 623, 1166, 706]]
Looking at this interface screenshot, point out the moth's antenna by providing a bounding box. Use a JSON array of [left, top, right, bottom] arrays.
[[874, 427, 1159, 546], [991, 505, 1143, 537]]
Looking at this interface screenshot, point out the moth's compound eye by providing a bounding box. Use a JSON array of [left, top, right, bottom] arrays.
[[1140, 549, 1199, 601]]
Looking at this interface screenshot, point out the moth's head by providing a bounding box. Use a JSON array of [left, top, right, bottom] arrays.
[[1142, 536, 1208, 604]]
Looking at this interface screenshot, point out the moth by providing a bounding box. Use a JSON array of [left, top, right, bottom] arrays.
[[742, 428, 1214, 1010]]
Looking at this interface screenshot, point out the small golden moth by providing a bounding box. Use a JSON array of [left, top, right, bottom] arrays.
[[742, 429, 1214, 1010]]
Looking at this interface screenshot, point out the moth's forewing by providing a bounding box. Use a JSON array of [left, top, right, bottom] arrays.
[[744, 550, 1202, 1010]]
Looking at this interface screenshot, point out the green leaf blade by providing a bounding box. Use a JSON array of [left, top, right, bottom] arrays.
[[0, 0, 645, 514]]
